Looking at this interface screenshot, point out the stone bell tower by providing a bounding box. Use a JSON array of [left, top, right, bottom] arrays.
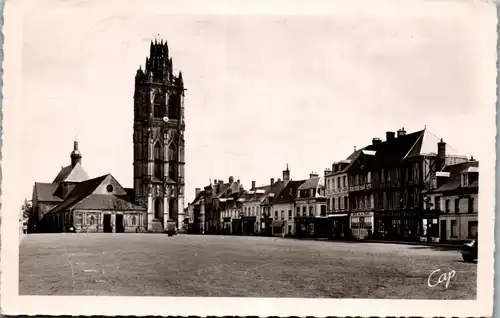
[[133, 38, 186, 232]]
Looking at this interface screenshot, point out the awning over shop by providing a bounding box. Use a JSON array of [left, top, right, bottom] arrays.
[[327, 213, 349, 218], [271, 220, 286, 227]]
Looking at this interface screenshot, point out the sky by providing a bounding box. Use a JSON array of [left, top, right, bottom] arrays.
[[5, 0, 497, 207]]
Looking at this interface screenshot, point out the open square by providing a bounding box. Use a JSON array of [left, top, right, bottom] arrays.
[[19, 234, 476, 299]]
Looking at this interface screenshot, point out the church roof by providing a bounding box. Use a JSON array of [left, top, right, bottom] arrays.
[[34, 182, 63, 202], [48, 175, 108, 214], [52, 162, 89, 183], [48, 174, 145, 214]]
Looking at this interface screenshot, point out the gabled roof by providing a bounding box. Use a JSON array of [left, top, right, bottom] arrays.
[[298, 177, 324, 190], [34, 182, 63, 202], [52, 162, 89, 183], [48, 174, 144, 214], [273, 180, 306, 204], [434, 161, 479, 193], [49, 175, 108, 214]]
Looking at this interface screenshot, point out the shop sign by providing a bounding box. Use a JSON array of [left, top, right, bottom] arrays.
[[352, 212, 373, 217]]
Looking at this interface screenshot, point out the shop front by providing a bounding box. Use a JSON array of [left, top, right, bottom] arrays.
[[271, 220, 286, 236], [327, 213, 350, 239], [420, 211, 440, 243], [294, 216, 315, 238], [222, 217, 232, 234], [373, 210, 420, 241], [242, 216, 256, 235], [350, 211, 374, 240], [261, 217, 273, 236], [231, 218, 242, 235]]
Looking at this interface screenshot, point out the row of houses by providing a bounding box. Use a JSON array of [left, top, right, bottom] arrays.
[[186, 127, 479, 243]]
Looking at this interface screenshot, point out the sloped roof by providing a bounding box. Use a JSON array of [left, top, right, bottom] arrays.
[[435, 161, 479, 192], [298, 176, 324, 190], [52, 162, 89, 183], [404, 128, 466, 159], [34, 182, 63, 202], [352, 130, 424, 170], [48, 175, 109, 214], [273, 180, 306, 204]]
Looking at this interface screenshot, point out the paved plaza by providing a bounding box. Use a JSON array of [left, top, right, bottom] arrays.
[[19, 234, 476, 299]]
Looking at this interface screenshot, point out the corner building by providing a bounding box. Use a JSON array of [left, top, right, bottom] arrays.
[[133, 39, 186, 232]]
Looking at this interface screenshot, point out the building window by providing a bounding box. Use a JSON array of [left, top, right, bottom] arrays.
[[320, 205, 326, 216], [296, 207, 300, 217], [132, 215, 137, 226], [468, 221, 478, 239], [309, 206, 313, 216], [344, 196, 348, 210], [435, 196, 441, 212], [288, 210, 292, 220], [454, 198, 460, 213], [154, 142, 162, 179], [154, 199, 162, 219], [154, 93, 166, 118], [445, 199, 450, 213], [274, 211, 278, 219], [451, 220, 457, 237], [468, 197, 474, 213], [343, 175, 347, 188], [302, 206, 306, 216], [168, 94, 181, 120], [281, 211, 284, 220]]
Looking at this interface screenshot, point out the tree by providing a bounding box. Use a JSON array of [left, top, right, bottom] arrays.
[[21, 198, 32, 222]]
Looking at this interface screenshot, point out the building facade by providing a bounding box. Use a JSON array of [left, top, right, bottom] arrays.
[[423, 160, 479, 242], [271, 179, 305, 236], [32, 142, 146, 233], [294, 173, 327, 238], [347, 128, 468, 241], [133, 39, 186, 232]]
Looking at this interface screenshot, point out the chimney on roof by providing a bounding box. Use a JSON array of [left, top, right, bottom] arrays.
[[237, 179, 240, 184], [283, 163, 290, 184], [470, 155, 476, 162], [270, 178, 275, 186], [310, 172, 319, 178], [324, 168, 331, 176], [397, 127, 407, 138], [251, 180, 256, 190], [436, 139, 446, 172], [386, 131, 396, 142], [229, 176, 234, 183], [195, 188, 201, 197], [372, 137, 382, 145]]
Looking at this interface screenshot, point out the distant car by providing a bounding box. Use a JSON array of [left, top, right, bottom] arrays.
[[459, 239, 478, 262]]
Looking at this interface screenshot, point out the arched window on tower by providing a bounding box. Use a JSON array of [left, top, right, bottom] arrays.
[[154, 142, 162, 179], [168, 94, 181, 120], [153, 93, 166, 118], [168, 143, 177, 181]]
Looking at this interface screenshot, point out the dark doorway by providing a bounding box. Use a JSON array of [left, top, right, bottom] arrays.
[[116, 214, 124, 233], [440, 220, 447, 242], [103, 214, 112, 233], [154, 199, 162, 219]]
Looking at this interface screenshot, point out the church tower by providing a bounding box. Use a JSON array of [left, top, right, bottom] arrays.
[[133, 39, 186, 232]]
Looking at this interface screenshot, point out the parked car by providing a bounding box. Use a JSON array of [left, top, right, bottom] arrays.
[[459, 238, 478, 262]]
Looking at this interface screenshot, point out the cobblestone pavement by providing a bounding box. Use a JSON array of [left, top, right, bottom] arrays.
[[19, 233, 477, 298]]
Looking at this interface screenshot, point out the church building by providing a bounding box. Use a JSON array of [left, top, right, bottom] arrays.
[[30, 38, 187, 233], [133, 39, 186, 232], [31, 141, 146, 233]]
